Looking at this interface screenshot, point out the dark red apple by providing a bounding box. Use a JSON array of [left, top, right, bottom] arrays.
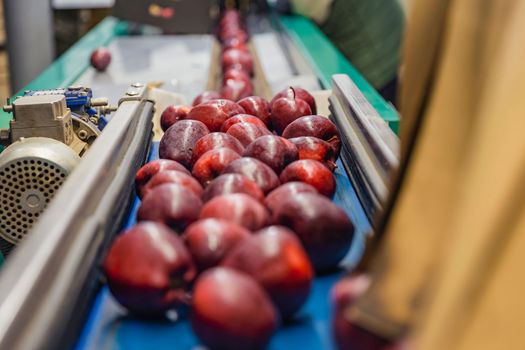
[[270, 88, 312, 135], [221, 114, 268, 133], [202, 99, 246, 117], [264, 182, 318, 212], [289, 136, 338, 171], [192, 148, 241, 186], [187, 103, 230, 132], [282, 115, 342, 155], [271, 193, 354, 271], [160, 105, 191, 132], [237, 96, 271, 127], [227, 122, 271, 147], [222, 37, 248, 52], [103, 222, 196, 317], [222, 48, 254, 76], [137, 184, 203, 231], [140, 170, 204, 199], [202, 174, 264, 203], [243, 135, 299, 174], [223, 226, 314, 318], [271, 86, 317, 115], [191, 267, 278, 350], [222, 68, 251, 85], [200, 193, 269, 231], [280, 159, 336, 197], [159, 120, 209, 169], [192, 132, 244, 165], [135, 159, 190, 196], [90, 47, 111, 72], [193, 91, 222, 106], [221, 78, 253, 102], [183, 219, 250, 271], [223, 157, 280, 194]]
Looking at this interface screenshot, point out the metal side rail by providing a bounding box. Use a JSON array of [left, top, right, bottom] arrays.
[[0, 84, 154, 350]]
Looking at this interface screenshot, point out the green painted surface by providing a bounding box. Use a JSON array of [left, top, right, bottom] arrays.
[[0, 17, 128, 130], [279, 15, 400, 134]]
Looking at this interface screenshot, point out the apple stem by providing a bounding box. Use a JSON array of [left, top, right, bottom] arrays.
[[287, 87, 296, 100]]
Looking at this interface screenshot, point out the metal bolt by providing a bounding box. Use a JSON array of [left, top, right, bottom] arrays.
[[126, 90, 139, 96], [131, 83, 144, 88], [78, 130, 88, 140]]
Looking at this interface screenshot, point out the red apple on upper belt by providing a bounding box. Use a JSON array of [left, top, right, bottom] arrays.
[[270, 88, 313, 135], [90, 47, 111, 72], [202, 173, 265, 203], [271, 86, 317, 115], [222, 68, 251, 85], [160, 105, 191, 132], [159, 120, 209, 169], [192, 148, 241, 186], [237, 96, 271, 128], [222, 48, 254, 76], [221, 78, 253, 102], [243, 135, 299, 174], [223, 157, 280, 194], [282, 115, 342, 156], [135, 159, 190, 196], [280, 159, 336, 197]]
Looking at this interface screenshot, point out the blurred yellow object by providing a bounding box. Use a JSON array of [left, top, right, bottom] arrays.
[[350, 0, 525, 349]]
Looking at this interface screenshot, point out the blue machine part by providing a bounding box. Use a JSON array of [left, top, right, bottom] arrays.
[[25, 88, 93, 112]]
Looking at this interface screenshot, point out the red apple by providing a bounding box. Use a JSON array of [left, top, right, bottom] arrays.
[[202, 174, 265, 203], [191, 267, 278, 350], [237, 96, 271, 128], [222, 37, 248, 52], [192, 132, 244, 165], [222, 68, 251, 85], [135, 159, 190, 196], [192, 148, 241, 186], [222, 48, 254, 76], [271, 86, 317, 115], [223, 226, 314, 318], [183, 219, 250, 271], [270, 88, 312, 135], [280, 159, 336, 197], [289, 136, 338, 171], [137, 184, 203, 231], [202, 99, 246, 117], [282, 115, 342, 156], [227, 122, 271, 147], [221, 114, 268, 133], [193, 91, 222, 107], [264, 182, 318, 212], [140, 170, 204, 199], [223, 157, 280, 194], [221, 78, 253, 102], [103, 222, 196, 317], [271, 193, 354, 271], [90, 47, 111, 72], [200, 193, 269, 231], [187, 103, 231, 133], [243, 135, 299, 174], [159, 120, 209, 169], [160, 105, 191, 132]]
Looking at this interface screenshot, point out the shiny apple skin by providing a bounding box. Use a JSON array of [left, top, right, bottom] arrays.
[[264, 181, 318, 213], [199, 193, 269, 231], [137, 184, 203, 231], [90, 47, 111, 71], [140, 170, 204, 199], [223, 157, 280, 194], [221, 78, 253, 102], [280, 159, 336, 197], [222, 68, 251, 85], [282, 115, 342, 156], [223, 226, 314, 318], [271, 86, 317, 115], [221, 114, 268, 133], [202, 173, 265, 203], [191, 267, 278, 350], [243, 135, 299, 174], [183, 218, 251, 271], [289, 136, 338, 171], [193, 91, 222, 107], [270, 193, 354, 271], [191, 148, 241, 186], [192, 132, 244, 165], [226, 122, 271, 147], [270, 93, 312, 135], [103, 222, 196, 317], [221, 48, 254, 76], [135, 159, 190, 196], [160, 105, 191, 132], [159, 120, 209, 169], [237, 96, 271, 127], [186, 103, 231, 133]]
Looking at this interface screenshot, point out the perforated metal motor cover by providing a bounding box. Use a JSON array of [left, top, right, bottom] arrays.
[[0, 137, 80, 245]]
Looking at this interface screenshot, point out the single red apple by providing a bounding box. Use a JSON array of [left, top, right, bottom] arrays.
[[271, 86, 317, 115], [103, 222, 196, 317], [289, 136, 338, 171], [222, 68, 251, 85], [192, 148, 241, 186], [221, 78, 253, 102], [221, 114, 268, 133], [160, 105, 191, 132], [183, 218, 250, 271], [187, 103, 231, 133], [223, 157, 280, 194], [140, 170, 204, 199], [222, 37, 248, 52], [192, 132, 244, 165], [135, 159, 190, 196], [237, 96, 271, 128], [90, 47, 111, 72], [282, 115, 342, 156], [193, 91, 222, 107], [243, 135, 299, 174], [159, 120, 209, 169], [280, 159, 336, 197], [222, 48, 254, 76], [200, 193, 269, 231], [270, 88, 313, 135], [223, 226, 314, 318], [202, 173, 265, 203], [137, 184, 203, 231], [271, 193, 354, 271], [191, 267, 278, 350], [264, 182, 318, 212], [227, 122, 271, 147], [202, 99, 246, 117]]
